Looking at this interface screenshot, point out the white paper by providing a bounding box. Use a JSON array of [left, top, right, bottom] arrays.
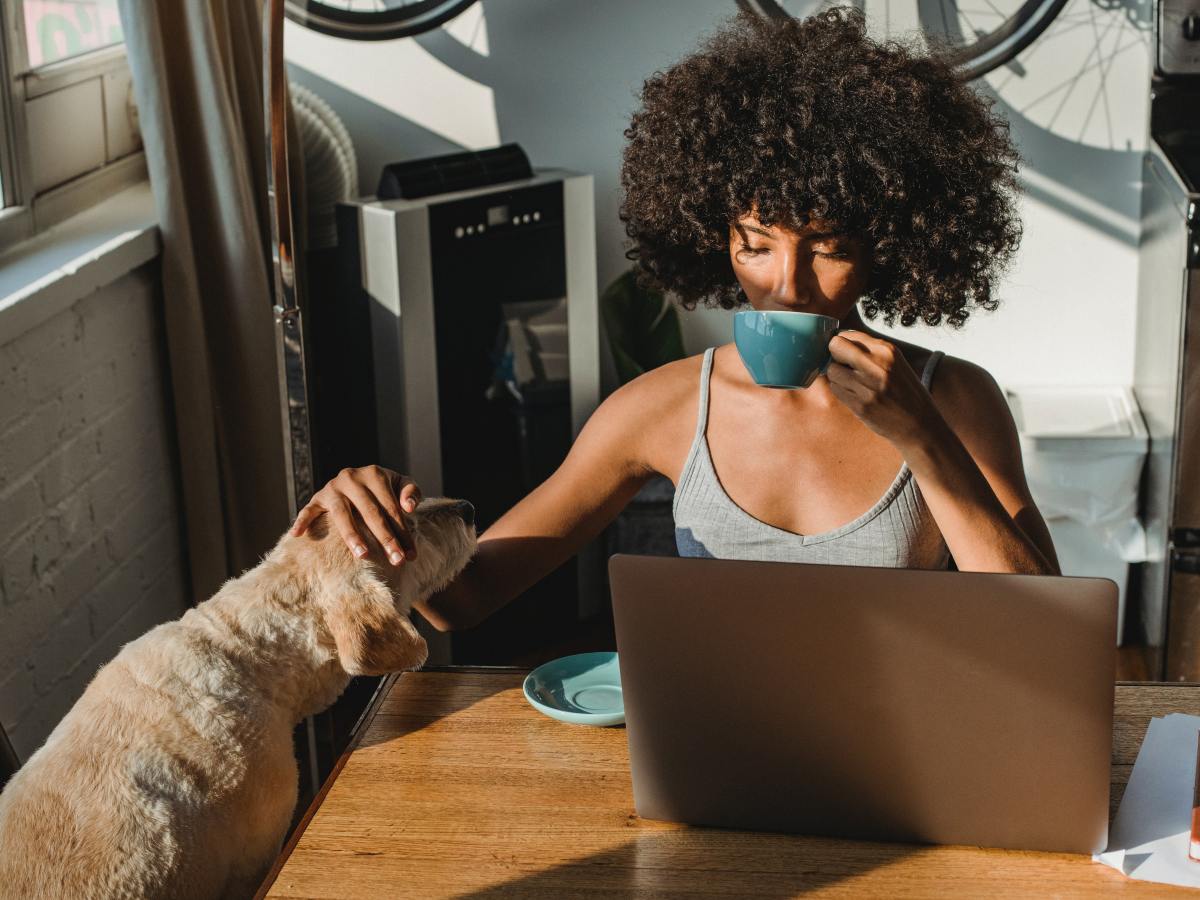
[[1093, 713, 1200, 888]]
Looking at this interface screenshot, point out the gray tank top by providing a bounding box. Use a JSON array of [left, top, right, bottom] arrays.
[[674, 347, 950, 569]]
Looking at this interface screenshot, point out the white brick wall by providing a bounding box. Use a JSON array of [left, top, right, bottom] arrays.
[[0, 262, 189, 760]]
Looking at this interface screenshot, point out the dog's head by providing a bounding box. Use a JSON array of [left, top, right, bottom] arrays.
[[313, 497, 477, 676]]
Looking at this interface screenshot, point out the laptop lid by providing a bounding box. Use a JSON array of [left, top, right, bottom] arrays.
[[609, 554, 1117, 854]]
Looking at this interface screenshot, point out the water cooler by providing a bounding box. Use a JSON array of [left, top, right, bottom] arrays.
[[323, 168, 601, 664]]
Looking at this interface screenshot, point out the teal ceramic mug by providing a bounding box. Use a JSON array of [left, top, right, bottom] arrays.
[[733, 310, 840, 389]]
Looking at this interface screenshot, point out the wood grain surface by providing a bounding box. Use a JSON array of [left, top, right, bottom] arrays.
[[259, 675, 1200, 899]]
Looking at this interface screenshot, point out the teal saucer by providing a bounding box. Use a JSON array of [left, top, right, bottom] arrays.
[[522, 651, 624, 727]]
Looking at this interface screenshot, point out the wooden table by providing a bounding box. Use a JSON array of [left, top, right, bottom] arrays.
[[258, 671, 1200, 898]]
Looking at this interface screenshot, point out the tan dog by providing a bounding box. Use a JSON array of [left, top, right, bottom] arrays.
[[0, 497, 476, 899]]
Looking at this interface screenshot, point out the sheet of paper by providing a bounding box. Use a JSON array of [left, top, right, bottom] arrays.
[[1093, 713, 1200, 888]]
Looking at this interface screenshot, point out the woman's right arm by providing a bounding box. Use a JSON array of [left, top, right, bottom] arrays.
[[292, 377, 668, 630]]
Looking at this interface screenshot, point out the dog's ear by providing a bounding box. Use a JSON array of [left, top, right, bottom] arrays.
[[323, 570, 428, 676]]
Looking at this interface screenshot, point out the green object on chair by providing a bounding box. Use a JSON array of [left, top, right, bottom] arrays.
[[600, 270, 686, 385]]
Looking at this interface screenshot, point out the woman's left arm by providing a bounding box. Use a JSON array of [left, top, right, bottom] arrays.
[[827, 331, 1059, 575]]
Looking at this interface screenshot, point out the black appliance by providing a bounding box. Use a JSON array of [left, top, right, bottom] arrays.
[[321, 168, 601, 664]]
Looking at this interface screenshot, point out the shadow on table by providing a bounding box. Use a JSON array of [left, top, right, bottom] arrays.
[[451, 830, 922, 898], [356, 669, 518, 749]]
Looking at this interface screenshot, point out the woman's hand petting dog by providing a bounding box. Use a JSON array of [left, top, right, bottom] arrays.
[[292, 465, 422, 567]]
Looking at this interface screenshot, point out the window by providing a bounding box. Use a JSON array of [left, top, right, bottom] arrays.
[[23, 0, 124, 68], [0, 0, 140, 250]]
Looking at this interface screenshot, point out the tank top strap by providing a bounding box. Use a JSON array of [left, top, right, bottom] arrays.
[[920, 350, 945, 390], [692, 347, 717, 443]]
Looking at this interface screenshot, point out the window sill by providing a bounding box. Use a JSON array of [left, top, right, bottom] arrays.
[[0, 182, 159, 344]]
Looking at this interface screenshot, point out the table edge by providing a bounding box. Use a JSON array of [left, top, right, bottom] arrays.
[[253, 672, 400, 899], [252, 666, 531, 898]]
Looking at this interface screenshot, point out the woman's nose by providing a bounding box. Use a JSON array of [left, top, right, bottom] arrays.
[[772, 285, 807, 306], [772, 258, 808, 306], [767, 248, 803, 303]]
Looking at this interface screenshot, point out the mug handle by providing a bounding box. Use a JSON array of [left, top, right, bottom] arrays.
[[819, 326, 844, 375]]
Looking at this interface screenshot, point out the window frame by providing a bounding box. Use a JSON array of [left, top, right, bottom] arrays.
[[0, 1, 144, 252]]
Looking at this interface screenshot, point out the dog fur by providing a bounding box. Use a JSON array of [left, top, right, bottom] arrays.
[[0, 497, 476, 899]]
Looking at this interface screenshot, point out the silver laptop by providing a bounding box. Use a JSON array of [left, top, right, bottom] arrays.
[[608, 554, 1117, 854]]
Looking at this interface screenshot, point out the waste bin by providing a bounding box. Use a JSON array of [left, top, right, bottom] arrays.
[[1005, 387, 1148, 644]]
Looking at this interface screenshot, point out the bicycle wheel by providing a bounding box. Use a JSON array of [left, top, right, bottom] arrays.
[[284, 0, 480, 41], [734, 0, 1069, 79]]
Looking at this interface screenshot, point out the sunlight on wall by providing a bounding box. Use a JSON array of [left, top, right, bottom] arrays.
[[984, 0, 1151, 153], [444, 2, 490, 56], [284, 16, 499, 150]]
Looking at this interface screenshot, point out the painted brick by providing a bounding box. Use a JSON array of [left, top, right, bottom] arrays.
[[95, 386, 163, 464], [1, 530, 41, 606], [109, 329, 157, 393], [85, 555, 145, 643], [103, 484, 170, 565], [0, 664, 37, 740], [54, 361, 118, 445], [135, 520, 183, 587], [48, 537, 109, 610], [27, 515, 62, 579], [0, 401, 62, 491], [48, 484, 96, 559], [0, 475, 43, 550], [37, 423, 106, 509], [0, 350, 27, 434], [31, 604, 92, 695], [84, 456, 163, 531], [20, 311, 84, 406], [139, 564, 188, 628], [0, 265, 189, 758], [0, 583, 60, 663], [79, 277, 150, 367]]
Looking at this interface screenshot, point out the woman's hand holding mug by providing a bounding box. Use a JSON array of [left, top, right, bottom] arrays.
[[825, 331, 938, 448]]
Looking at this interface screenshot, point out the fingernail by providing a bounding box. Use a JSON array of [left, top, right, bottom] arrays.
[[388, 551, 403, 565], [353, 544, 367, 558]]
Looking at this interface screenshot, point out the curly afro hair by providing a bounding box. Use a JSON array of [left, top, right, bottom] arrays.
[[619, 7, 1022, 327]]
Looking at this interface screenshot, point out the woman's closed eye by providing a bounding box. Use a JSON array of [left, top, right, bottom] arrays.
[[812, 238, 855, 259], [738, 241, 850, 260]]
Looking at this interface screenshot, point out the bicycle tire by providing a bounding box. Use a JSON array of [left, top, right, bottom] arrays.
[[284, 0, 480, 41], [733, 0, 1069, 80]]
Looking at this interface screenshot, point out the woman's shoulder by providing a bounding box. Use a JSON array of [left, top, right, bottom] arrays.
[[884, 337, 999, 398], [609, 350, 709, 407], [922, 352, 1016, 444], [927, 353, 1004, 403], [882, 334, 1011, 432], [583, 352, 708, 467]]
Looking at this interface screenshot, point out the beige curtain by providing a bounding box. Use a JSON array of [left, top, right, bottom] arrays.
[[119, 0, 292, 601]]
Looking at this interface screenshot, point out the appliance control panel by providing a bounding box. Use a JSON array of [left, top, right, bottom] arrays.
[[1160, 0, 1200, 75]]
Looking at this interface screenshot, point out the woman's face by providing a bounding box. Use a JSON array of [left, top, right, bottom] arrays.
[[729, 213, 871, 318]]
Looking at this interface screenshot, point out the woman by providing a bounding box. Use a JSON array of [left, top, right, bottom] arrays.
[[290, 9, 1058, 631]]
